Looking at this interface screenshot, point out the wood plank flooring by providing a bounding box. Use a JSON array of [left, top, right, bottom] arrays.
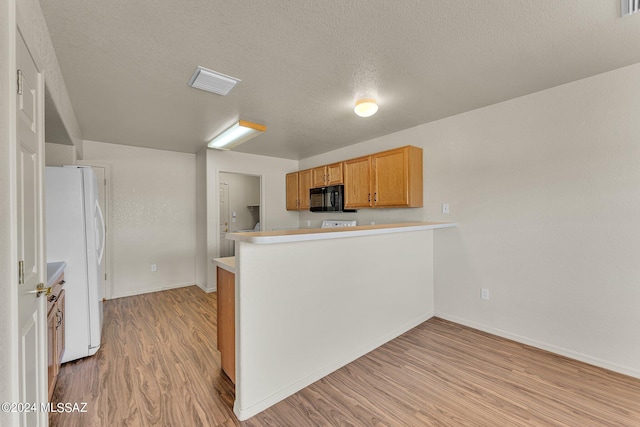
[[51, 285, 640, 426]]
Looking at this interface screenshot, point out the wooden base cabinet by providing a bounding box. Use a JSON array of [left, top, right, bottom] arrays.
[[344, 146, 423, 209], [217, 267, 235, 383], [47, 273, 65, 401]]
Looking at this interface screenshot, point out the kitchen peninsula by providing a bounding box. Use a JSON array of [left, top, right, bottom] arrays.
[[215, 222, 456, 421]]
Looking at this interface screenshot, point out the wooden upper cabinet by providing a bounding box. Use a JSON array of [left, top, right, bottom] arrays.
[[286, 172, 299, 210], [372, 146, 422, 207], [344, 146, 423, 209], [326, 162, 343, 185], [311, 166, 326, 188], [311, 162, 343, 188], [289, 146, 422, 211], [297, 169, 312, 210], [344, 156, 373, 209]]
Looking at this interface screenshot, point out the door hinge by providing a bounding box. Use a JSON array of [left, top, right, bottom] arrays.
[[17, 69, 23, 96], [105, 273, 107, 280], [18, 260, 24, 284]]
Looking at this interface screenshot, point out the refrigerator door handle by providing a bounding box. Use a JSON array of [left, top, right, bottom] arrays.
[[95, 200, 106, 264]]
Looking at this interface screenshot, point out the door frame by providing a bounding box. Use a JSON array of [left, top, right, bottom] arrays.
[[1, 0, 20, 422]]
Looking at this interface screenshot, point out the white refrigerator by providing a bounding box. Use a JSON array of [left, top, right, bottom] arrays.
[[45, 166, 105, 363]]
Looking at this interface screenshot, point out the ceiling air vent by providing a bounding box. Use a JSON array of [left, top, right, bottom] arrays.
[[188, 66, 240, 96], [621, 0, 640, 17]]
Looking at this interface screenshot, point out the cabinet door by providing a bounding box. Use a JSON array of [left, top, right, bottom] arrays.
[[217, 267, 235, 383], [344, 156, 372, 208], [298, 169, 312, 210], [56, 290, 65, 367], [47, 308, 56, 401], [311, 166, 326, 188], [326, 162, 343, 185], [285, 172, 299, 210], [372, 146, 423, 208], [372, 147, 409, 207]]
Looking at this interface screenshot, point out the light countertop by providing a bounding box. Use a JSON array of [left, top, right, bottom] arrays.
[[226, 221, 456, 245], [213, 256, 236, 274], [46, 261, 67, 287]]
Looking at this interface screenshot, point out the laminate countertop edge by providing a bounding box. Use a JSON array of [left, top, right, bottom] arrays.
[[46, 261, 67, 287], [226, 222, 457, 245], [213, 256, 236, 274]]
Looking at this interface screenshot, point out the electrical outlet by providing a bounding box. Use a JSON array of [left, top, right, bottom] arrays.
[[442, 203, 450, 214], [481, 288, 490, 300], [151, 264, 157, 272]]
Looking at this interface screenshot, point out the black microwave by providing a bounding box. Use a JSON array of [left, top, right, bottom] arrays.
[[309, 185, 354, 212]]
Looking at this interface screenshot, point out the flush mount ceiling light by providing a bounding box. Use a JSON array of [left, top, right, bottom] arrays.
[[188, 66, 240, 96], [354, 98, 378, 118], [208, 120, 267, 150]]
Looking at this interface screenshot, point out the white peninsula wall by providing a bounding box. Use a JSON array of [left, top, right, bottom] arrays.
[[228, 223, 454, 420]]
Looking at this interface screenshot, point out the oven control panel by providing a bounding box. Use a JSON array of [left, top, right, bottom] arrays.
[[321, 220, 357, 228]]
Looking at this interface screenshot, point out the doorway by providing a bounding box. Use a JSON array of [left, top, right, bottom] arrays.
[[219, 172, 261, 256]]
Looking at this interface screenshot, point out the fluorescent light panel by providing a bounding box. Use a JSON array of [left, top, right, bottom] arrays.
[[208, 120, 267, 150]]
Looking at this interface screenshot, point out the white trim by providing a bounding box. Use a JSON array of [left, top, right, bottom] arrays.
[[435, 313, 640, 380], [2, 0, 19, 424], [234, 312, 434, 421], [195, 282, 216, 293]]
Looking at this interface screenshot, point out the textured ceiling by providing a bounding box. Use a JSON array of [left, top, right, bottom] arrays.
[[40, 1, 640, 160]]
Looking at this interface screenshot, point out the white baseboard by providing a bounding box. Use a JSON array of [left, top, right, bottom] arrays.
[[110, 281, 195, 299], [234, 311, 434, 421], [435, 313, 640, 380], [196, 282, 216, 293]]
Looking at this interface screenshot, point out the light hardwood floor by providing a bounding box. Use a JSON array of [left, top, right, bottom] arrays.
[[51, 286, 640, 426]]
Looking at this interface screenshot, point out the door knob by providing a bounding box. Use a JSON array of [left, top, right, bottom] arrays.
[[28, 283, 52, 298]]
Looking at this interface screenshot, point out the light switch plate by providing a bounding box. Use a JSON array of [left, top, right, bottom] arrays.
[[442, 203, 450, 214]]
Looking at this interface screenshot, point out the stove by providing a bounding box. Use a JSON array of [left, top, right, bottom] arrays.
[[320, 220, 357, 229]]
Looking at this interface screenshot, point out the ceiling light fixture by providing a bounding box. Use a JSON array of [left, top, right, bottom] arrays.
[[354, 98, 378, 118], [208, 120, 267, 150]]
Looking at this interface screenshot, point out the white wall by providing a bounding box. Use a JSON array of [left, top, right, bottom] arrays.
[[202, 149, 298, 291], [83, 140, 197, 298], [45, 142, 76, 166], [300, 63, 640, 378]]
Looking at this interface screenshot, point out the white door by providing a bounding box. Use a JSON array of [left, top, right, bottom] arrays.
[[16, 30, 47, 427], [219, 183, 232, 257]]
